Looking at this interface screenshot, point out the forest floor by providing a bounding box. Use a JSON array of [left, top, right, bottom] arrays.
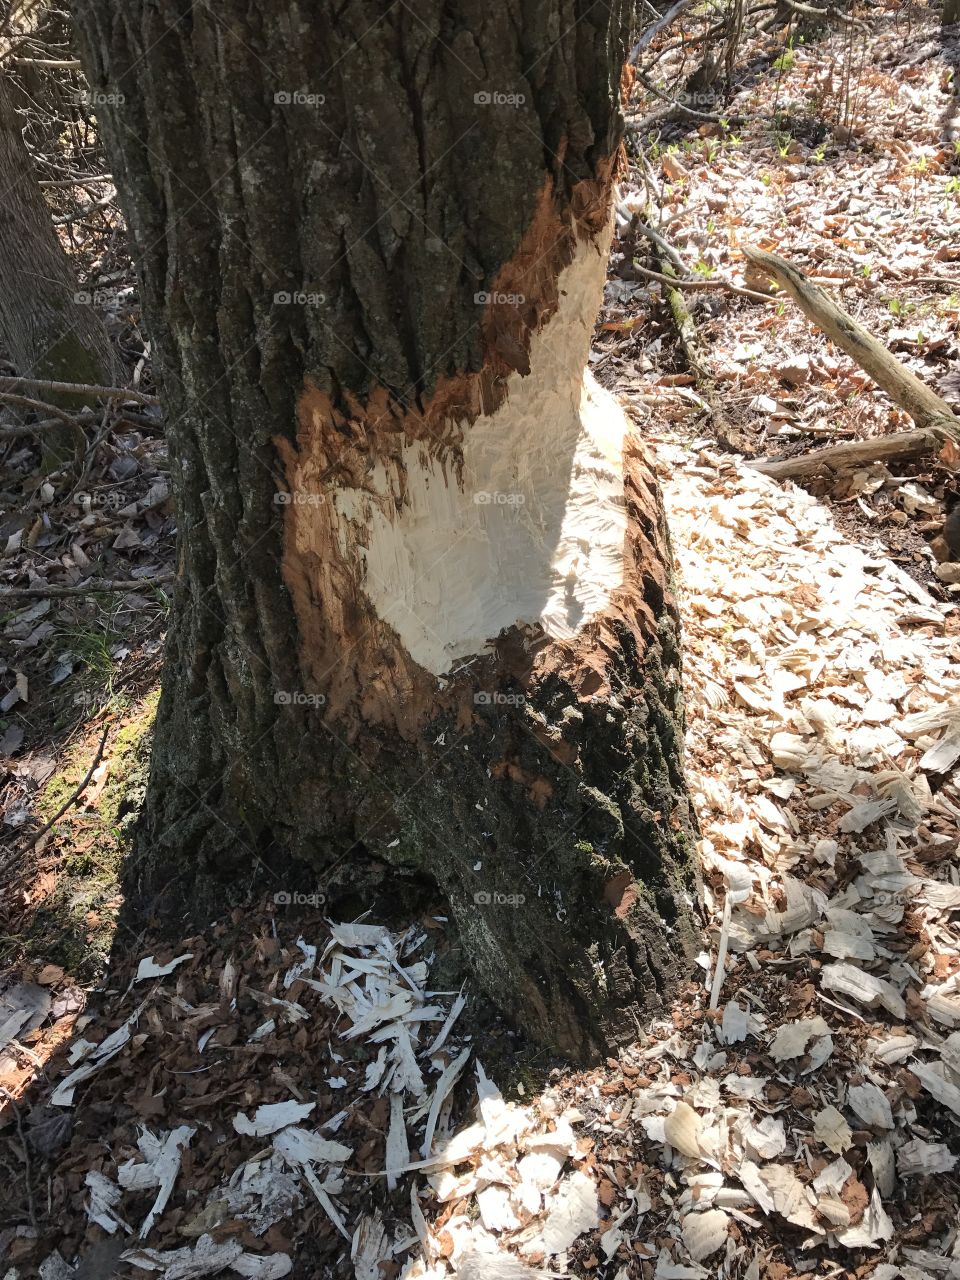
[[2, 3, 960, 1279]]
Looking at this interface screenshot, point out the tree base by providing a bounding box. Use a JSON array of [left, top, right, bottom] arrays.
[[128, 423, 698, 1063]]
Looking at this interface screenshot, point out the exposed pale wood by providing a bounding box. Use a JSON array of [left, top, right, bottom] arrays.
[[742, 245, 960, 440]]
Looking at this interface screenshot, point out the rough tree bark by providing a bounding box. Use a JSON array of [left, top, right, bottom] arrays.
[[0, 72, 116, 400], [71, 0, 699, 1061]]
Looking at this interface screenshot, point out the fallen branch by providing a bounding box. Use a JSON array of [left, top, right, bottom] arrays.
[[750, 428, 944, 480], [626, 222, 773, 302], [742, 245, 960, 439], [0, 1085, 36, 1228], [10, 56, 83, 68], [908, 276, 960, 291], [31, 725, 111, 847], [627, 0, 698, 62], [659, 262, 746, 451], [625, 260, 775, 305], [633, 219, 686, 273], [0, 391, 82, 425], [52, 191, 116, 226], [116, 410, 164, 434], [0, 410, 164, 440], [0, 415, 87, 440], [0, 572, 174, 600], [0, 375, 158, 406], [626, 72, 748, 128], [782, 0, 869, 29], [39, 175, 113, 188]]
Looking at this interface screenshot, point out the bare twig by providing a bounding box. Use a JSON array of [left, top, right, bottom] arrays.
[[0, 376, 158, 406], [624, 260, 776, 304], [627, 0, 698, 63], [52, 190, 115, 225], [0, 391, 81, 424], [0, 572, 174, 600], [909, 276, 960, 291], [633, 219, 687, 272], [627, 72, 747, 127], [39, 175, 113, 188], [781, 0, 869, 29], [625, 222, 774, 302], [30, 724, 111, 846], [0, 1084, 37, 1228], [10, 56, 82, 68]]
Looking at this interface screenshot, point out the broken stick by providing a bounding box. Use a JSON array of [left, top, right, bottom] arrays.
[[750, 428, 942, 480], [31, 724, 111, 846], [659, 262, 748, 452], [0, 572, 174, 599], [742, 245, 960, 440], [0, 375, 158, 406]]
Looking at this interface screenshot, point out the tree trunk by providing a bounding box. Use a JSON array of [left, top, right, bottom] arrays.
[[0, 73, 117, 408], [70, 0, 699, 1061]]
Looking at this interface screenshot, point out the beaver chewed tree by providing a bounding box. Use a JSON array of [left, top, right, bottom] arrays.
[[71, 0, 699, 1061]]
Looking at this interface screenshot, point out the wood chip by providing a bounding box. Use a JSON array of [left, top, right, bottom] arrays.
[[682, 1209, 730, 1261], [663, 1101, 703, 1159]]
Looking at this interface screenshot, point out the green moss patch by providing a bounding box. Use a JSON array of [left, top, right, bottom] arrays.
[[19, 689, 158, 978]]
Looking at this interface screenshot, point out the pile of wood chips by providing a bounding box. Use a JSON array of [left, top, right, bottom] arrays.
[[4, 444, 960, 1280]]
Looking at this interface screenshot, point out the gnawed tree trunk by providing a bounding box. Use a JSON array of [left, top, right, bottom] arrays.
[[0, 72, 116, 420], [72, 0, 699, 1061]]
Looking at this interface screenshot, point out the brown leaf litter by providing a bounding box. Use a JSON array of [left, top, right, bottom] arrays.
[[1, 438, 958, 1279]]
